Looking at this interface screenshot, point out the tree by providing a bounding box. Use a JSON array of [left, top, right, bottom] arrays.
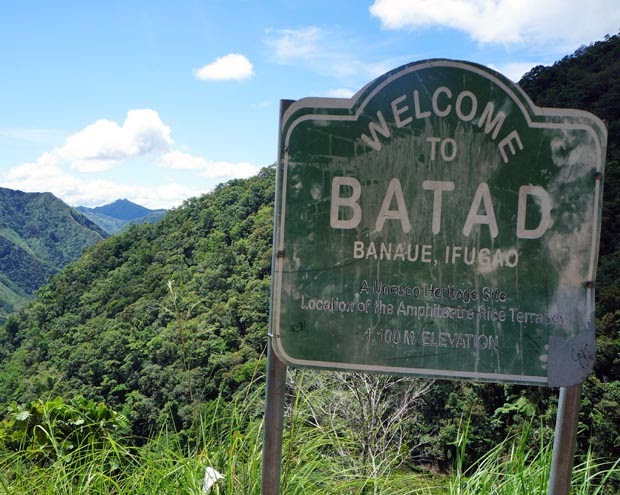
[[290, 369, 433, 493]]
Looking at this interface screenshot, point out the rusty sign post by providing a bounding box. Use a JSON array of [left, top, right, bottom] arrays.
[[265, 59, 606, 494]]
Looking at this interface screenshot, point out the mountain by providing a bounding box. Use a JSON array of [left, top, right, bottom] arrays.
[[0, 168, 275, 438], [0, 188, 107, 321], [1, 33, 620, 462], [519, 33, 620, 263], [519, 33, 620, 165], [76, 199, 167, 234], [89, 199, 158, 221]]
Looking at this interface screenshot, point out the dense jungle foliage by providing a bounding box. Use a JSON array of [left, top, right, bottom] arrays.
[[0, 188, 106, 321], [0, 32, 620, 473], [519, 32, 620, 463], [0, 168, 275, 441]]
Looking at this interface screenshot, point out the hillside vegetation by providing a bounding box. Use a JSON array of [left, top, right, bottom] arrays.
[[0, 33, 620, 479], [519, 39, 620, 463], [0, 169, 274, 439], [519, 32, 620, 261], [0, 188, 106, 322]]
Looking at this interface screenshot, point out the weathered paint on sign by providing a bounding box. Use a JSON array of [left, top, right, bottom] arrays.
[[271, 59, 607, 387]]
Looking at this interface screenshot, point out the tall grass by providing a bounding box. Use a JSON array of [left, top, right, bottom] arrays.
[[1, 376, 618, 494], [449, 419, 620, 495]]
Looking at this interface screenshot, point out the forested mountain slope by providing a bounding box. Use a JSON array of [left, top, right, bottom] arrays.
[[519, 33, 620, 165], [0, 188, 107, 322], [0, 168, 275, 437], [518, 33, 620, 459], [519, 32, 620, 261], [1, 33, 620, 462], [519, 33, 620, 388]]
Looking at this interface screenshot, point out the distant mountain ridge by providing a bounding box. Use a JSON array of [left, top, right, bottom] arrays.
[[76, 199, 167, 234], [90, 199, 159, 221], [0, 187, 107, 320]]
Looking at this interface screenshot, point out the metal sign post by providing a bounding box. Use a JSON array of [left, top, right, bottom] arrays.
[[261, 338, 287, 495], [262, 99, 294, 495], [266, 59, 607, 493], [548, 384, 583, 494]]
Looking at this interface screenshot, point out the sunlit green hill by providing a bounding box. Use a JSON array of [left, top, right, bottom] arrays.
[[0, 167, 275, 438], [0, 188, 107, 321]]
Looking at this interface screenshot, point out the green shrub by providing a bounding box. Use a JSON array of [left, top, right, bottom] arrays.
[[0, 396, 128, 465]]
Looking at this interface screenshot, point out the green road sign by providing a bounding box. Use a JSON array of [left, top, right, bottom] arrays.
[[271, 59, 607, 387]]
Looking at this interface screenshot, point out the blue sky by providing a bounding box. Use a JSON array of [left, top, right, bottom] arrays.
[[1, 0, 618, 209]]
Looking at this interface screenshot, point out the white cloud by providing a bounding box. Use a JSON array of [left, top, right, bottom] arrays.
[[253, 99, 272, 110], [266, 26, 323, 62], [159, 150, 260, 179], [369, 0, 620, 48], [325, 88, 355, 98], [200, 162, 260, 179], [2, 157, 198, 209], [133, 182, 205, 210], [5, 159, 115, 206], [487, 61, 540, 82], [5, 110, 170, 177], [194, 53, 254, 81], [1, 110, 259, 209], [56, 109, 172, 172], [6, 159, 68, 186], [158, 149, 208, 170], [265, 27, 400, 84]]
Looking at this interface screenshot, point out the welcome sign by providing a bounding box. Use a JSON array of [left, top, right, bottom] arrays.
[[271, 59, 606, 387]]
